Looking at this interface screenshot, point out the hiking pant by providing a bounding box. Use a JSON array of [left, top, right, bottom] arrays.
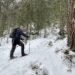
[[10, 40, 25, 58]]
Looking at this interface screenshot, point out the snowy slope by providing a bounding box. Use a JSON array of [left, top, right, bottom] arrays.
[[0, 32, 75, 75]]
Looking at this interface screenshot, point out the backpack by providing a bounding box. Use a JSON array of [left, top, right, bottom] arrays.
[[10, 28, 16, 38]]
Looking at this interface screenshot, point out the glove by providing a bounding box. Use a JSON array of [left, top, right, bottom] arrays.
[[20, 37, 24, 40], [26, 35, 30, 40]]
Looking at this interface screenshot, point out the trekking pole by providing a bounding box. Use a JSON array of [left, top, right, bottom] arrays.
[[28, 37, 30, 54]]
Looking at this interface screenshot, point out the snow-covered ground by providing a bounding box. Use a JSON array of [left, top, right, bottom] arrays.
[[0, 30, 75, 75]]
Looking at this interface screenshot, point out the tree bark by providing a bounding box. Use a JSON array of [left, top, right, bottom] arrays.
[[68, 0, 75, 51]]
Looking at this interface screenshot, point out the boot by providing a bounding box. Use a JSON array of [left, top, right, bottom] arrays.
[[22, 53, 28, 56], [10, 56, 16, 59]]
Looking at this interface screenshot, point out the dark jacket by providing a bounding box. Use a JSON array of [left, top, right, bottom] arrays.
[[11, 27, 29, 43]]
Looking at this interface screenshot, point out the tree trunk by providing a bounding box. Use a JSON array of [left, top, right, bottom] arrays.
[[68, 0, 75, 51], [59, 0, 65, 39]]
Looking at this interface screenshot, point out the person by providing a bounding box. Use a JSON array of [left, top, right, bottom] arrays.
[[10, 27, 29, 59]]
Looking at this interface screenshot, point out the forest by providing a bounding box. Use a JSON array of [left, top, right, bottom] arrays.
[[0, 0, 68, 39], [1, 0, 75, 75]]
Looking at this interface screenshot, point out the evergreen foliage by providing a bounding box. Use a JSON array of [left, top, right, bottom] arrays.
[[0, 0, 68, 37]]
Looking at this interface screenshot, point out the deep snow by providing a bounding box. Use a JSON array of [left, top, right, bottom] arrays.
[[0, 31, 75, 75]]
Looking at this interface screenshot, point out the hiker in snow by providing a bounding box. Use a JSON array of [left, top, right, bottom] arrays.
[[10, 26, 29, 59]]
